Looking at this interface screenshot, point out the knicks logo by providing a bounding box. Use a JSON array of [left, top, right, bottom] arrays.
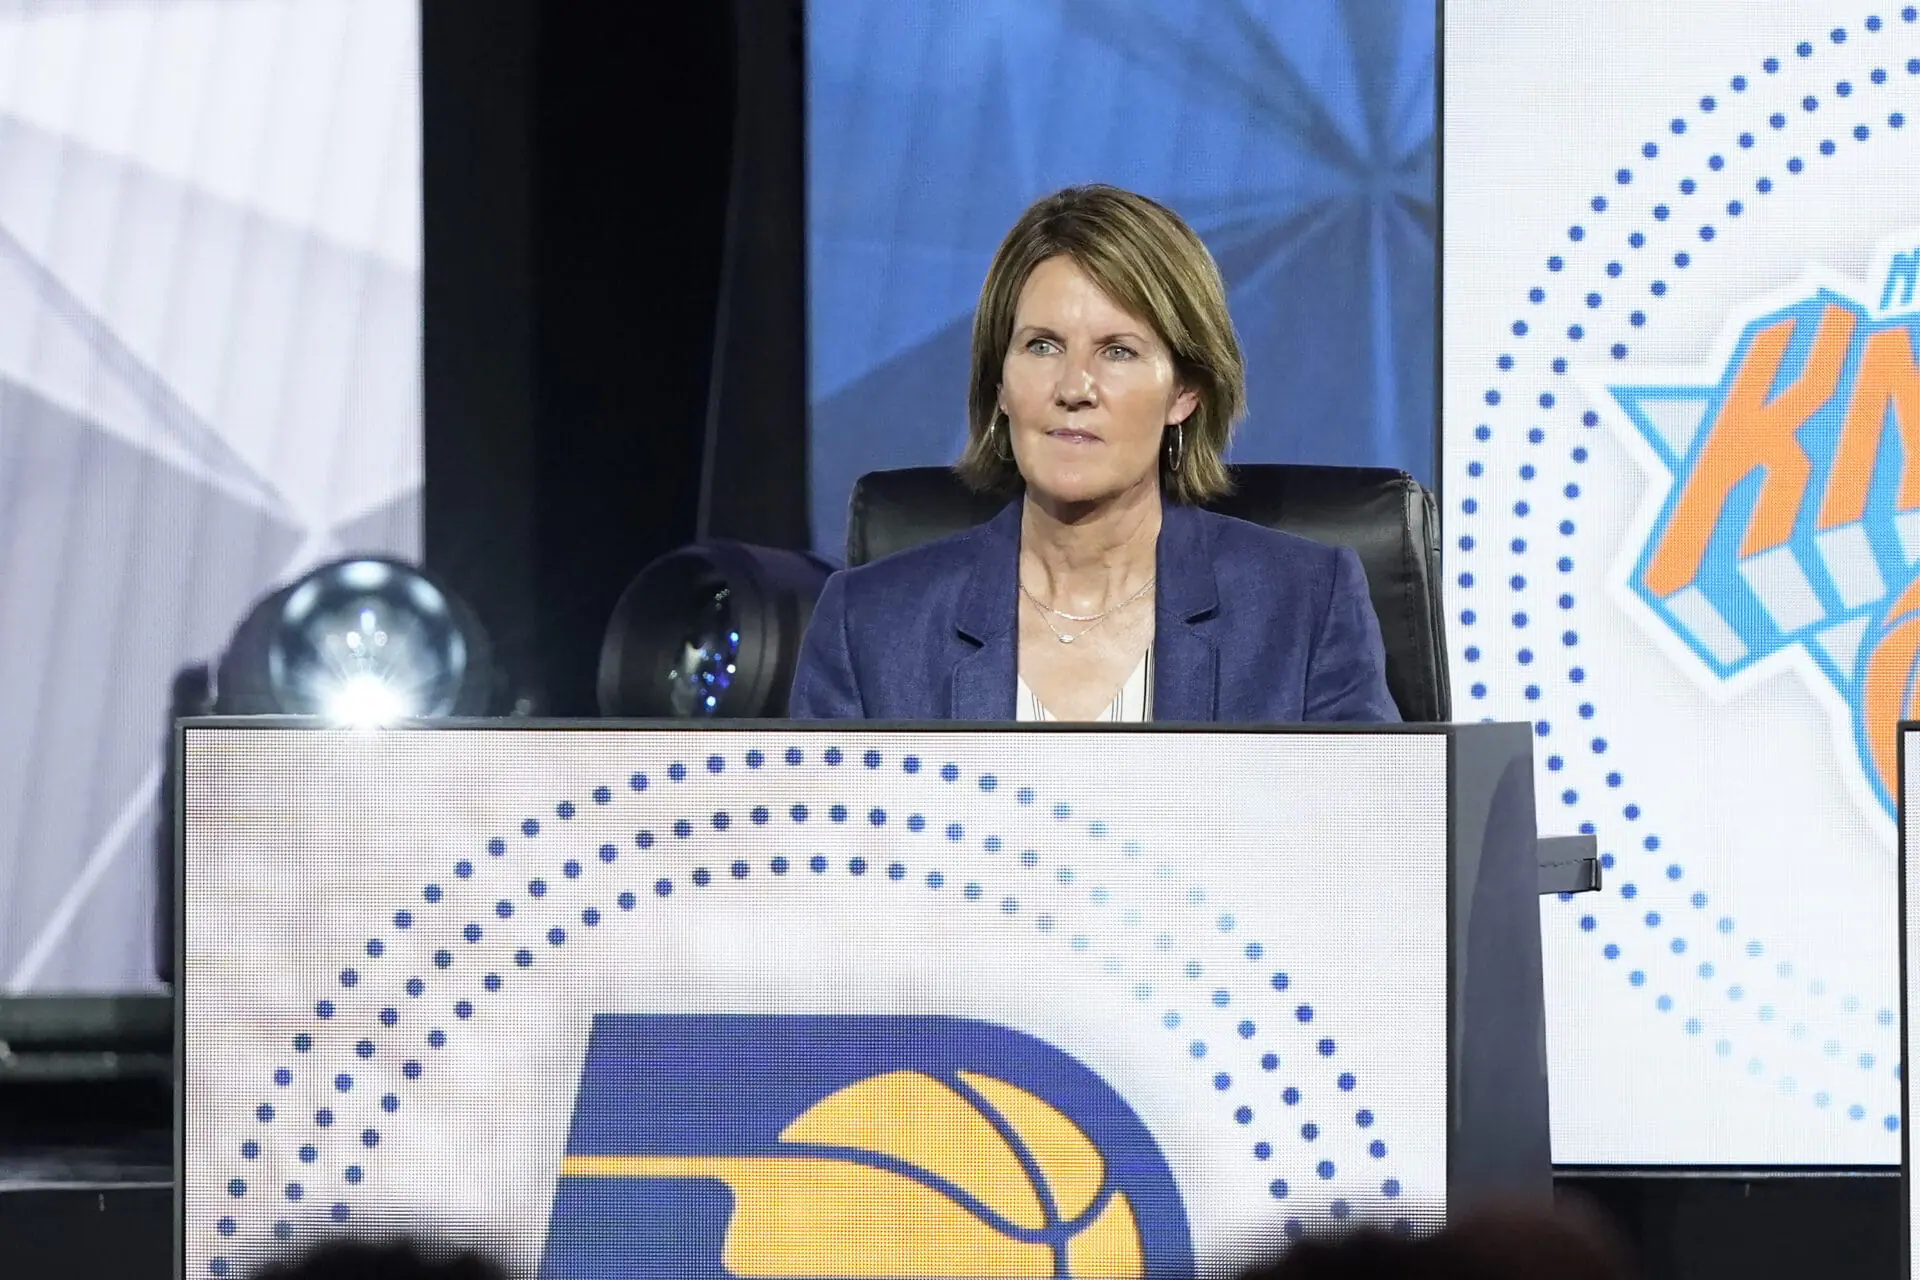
[[1615, 238, 1920, 814], [540, 1015, 1194, 1280]]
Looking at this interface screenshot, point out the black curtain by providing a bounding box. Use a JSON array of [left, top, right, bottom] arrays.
[[699, 0, 813, 551], [425, 0, 738, 715], [421, 0, 539, 703]]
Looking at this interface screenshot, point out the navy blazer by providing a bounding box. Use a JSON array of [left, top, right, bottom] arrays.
[[788, 498, 1400, 723]]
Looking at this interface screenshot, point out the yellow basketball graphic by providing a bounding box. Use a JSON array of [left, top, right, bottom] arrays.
[[561, 1068, 1146, 1278]]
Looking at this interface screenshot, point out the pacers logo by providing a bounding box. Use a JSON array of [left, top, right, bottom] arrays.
[[1616, 235, 1920, 814], [542, 1015, 1193, 1280]]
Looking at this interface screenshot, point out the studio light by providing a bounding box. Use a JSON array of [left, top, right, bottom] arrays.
[[214, 556, 497, 723], [156, 557, 498, 985], [598, 541, 834, 718]]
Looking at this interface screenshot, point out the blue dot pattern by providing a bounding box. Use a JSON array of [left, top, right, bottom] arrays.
[[1453, 15, 1910, 1138], [202, 742, 1420, 1273]]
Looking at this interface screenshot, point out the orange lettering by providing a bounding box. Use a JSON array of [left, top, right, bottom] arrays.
[[1861, 575, 1920, 803], [1644, 304, 1855, 598], [1817, 323, 1920, 528]]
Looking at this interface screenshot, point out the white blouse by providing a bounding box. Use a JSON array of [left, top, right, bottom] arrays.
[[1016, 648, 1155, 723]]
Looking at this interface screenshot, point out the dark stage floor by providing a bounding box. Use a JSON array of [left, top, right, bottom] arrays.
[[0, 995, 172, 1278]]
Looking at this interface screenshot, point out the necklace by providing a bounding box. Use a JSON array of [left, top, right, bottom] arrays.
[[1019, 575, 1155, 644]]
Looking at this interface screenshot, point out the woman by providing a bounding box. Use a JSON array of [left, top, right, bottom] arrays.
[[789, 184, 1398, 724]]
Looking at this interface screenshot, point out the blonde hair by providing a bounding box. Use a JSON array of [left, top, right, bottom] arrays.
[[955, 184, 1246, 503]]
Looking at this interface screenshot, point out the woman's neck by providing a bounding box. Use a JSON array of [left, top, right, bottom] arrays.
[[1019, 482, 1162, 612]]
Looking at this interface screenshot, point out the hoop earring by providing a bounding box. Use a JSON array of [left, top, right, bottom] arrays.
[[992, 409, 1013, 462], [1165, 421, 1184, 474]]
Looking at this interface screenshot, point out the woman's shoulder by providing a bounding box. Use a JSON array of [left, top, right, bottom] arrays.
[[1192, 506, 1353, 582]]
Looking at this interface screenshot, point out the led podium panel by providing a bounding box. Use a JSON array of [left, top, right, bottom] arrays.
[[1446, 0, 1917, 1167], [179, 725, 1470, 1279], [1907, 723, 1920, 1278]]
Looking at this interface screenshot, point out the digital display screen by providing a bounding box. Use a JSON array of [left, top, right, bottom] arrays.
[[1905, 724, 1920, 1277], [803, 0, 1436, 556], [1445, 0, 1912, 1165], [0, 0, 422, 993], [181, 725, 1449, 1278]]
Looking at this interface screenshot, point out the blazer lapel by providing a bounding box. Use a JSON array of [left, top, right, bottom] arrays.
[[948, 499, 1022, 721], [1152, 503, 1220, 722], [945, 497, 1219, 722]]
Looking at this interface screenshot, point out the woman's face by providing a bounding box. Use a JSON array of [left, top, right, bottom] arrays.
[[1000, 255, 1198, 510]]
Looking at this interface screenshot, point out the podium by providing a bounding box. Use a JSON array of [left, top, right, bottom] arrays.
[[176, 720, 1551, 1280]]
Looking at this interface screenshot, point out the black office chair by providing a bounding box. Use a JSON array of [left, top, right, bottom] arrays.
[[844, 464, 1450, 722]]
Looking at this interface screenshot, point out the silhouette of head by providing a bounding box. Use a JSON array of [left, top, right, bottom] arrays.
[[1238, 1201, 1636, 1280], [246, 1237, 512, 1280]]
